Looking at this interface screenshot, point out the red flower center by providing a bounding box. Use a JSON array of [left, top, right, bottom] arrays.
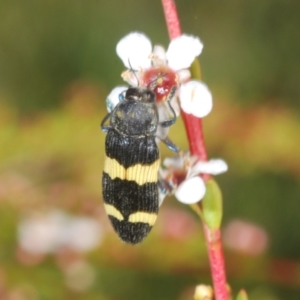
[[141, 66, 179, 102]]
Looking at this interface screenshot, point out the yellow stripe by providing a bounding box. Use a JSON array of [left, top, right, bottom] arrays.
[[104, 203, 157, 226], [104, 204, 124, 221], [104, 156, 126, 180], [128, 212, 157, 226], [104, 156, 160, 185]]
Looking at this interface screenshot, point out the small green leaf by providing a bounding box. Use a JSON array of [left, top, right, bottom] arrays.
[[190, 58, 202, 80], [202, 179, 223, 230], [236, 289, 249, 300]]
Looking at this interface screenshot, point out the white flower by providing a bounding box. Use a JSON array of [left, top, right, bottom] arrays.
[[165, 35, 203, 71], [18, 210, 103, 254], [116, 32, 202, 72], [161, 153, 228, 204], [105, 32, 212, 119], [175, 176, 206, 204], [179, 80, 213, 118], [116, 32, 152, 70]]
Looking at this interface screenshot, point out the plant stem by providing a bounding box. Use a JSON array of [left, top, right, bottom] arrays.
[[161, 0, 181, 39], [180, 110, 210, 181], [161, 0, 229, 299], [203, 224, 228, 300]]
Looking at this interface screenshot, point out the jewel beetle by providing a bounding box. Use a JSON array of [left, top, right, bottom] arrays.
[[101, 86, 179, 244]]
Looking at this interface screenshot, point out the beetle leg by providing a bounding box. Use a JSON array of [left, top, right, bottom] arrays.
[[158, 86, 178, 128], [101, 113, 111, 132], [158, 136, 180, 153]]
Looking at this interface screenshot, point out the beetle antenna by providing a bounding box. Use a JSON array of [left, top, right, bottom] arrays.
[[128, 59, 140, 86]]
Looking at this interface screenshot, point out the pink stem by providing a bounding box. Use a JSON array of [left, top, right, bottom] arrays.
[[180, 110, 211, 181], [161, 0, 181, 39], [203, 224, 228, 300], [161, 1, 228, 299]]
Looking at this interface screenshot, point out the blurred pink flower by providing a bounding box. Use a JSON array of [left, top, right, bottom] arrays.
[[223, 219, 269, 256], [156, 207, 200, 241], [18, 210, 103, 255]]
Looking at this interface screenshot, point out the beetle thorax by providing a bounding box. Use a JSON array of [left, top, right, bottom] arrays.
[[111, 99, 158, 136]]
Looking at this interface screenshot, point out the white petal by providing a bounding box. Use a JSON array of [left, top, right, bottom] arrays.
[[153, 45, 166, 60], [155, 99, 180, 141], [166, 34, 203, 71], [106, 86, 128, 112], [156, 103, 170, 140], [152, 45, 167, 66], [176, 69, 191, 83], [116, 32, 152, 69], [189, 159, 228, 177], [175, 176, 206, 204], [163, 155, 185, 170], [163, 152, 196, 170], [163, 157, 174, 168], [121, 70, 140, 86], [156, 126, 169, 142], [179, 80, 213, 118]]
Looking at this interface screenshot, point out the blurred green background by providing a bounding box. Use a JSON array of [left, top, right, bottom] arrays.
[[0, 0, 300, 299]]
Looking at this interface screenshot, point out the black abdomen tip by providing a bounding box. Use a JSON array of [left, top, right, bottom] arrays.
[[109, 217, 153, 244]]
